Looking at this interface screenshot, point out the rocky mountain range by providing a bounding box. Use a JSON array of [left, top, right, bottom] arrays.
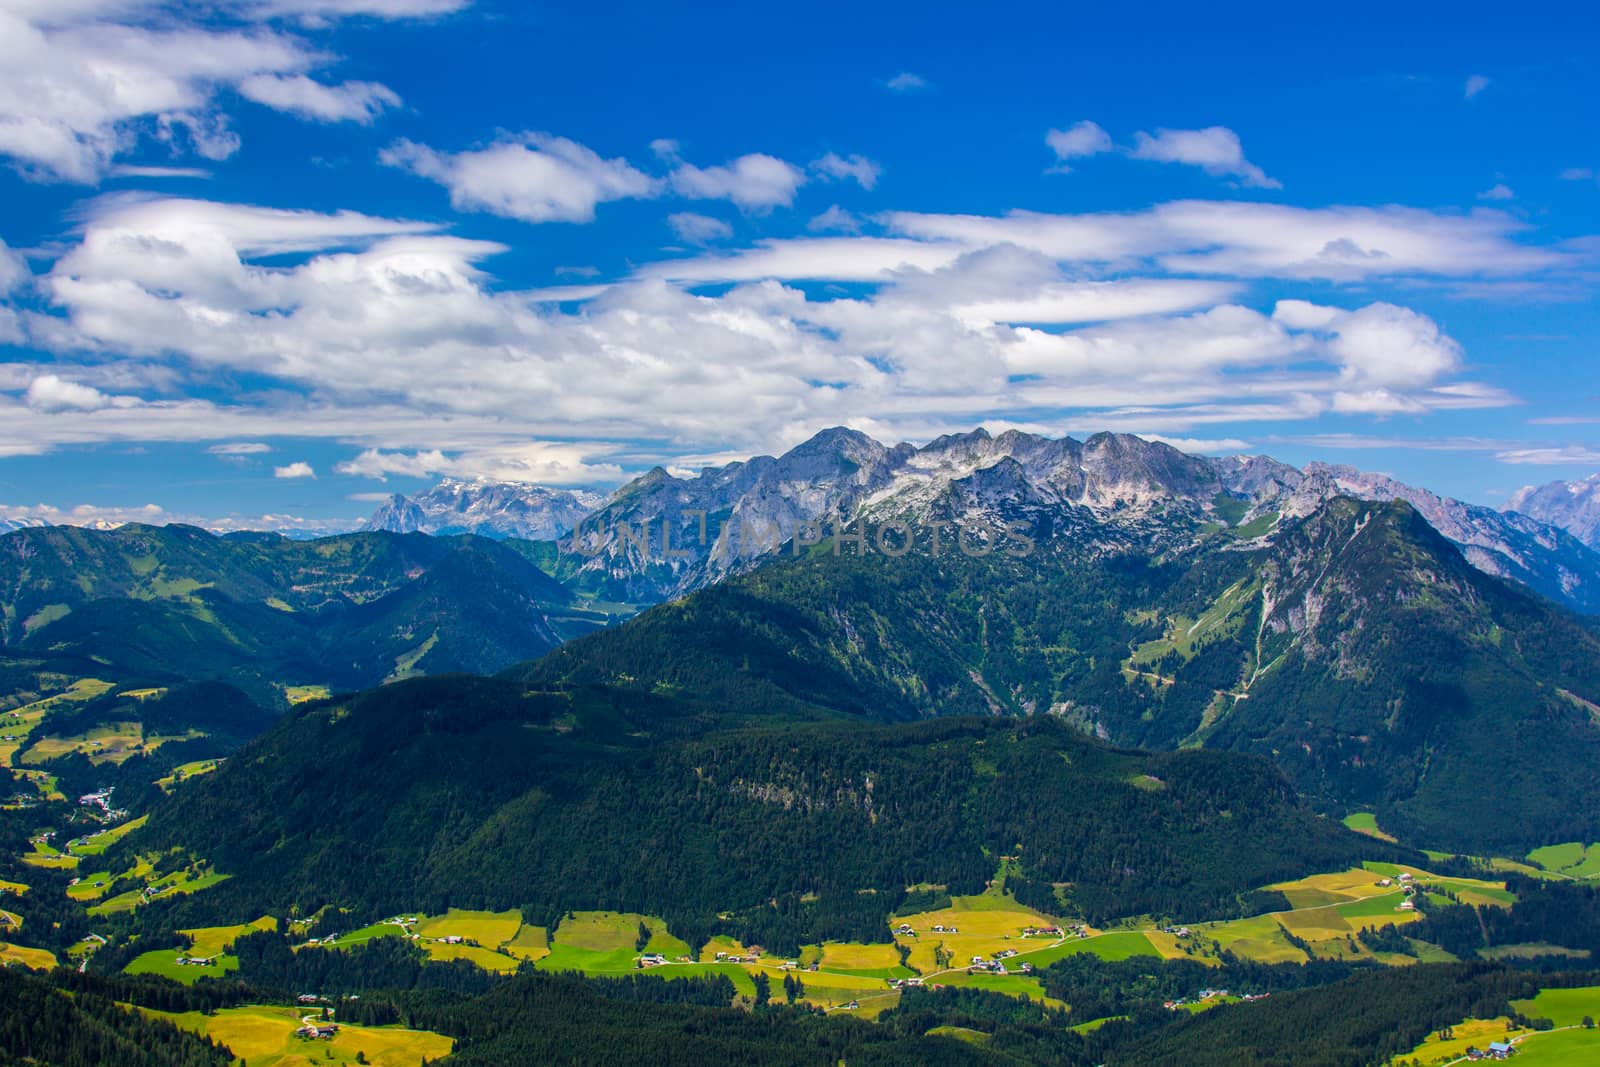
[[1507, 473, 1600, 552], [362, 479, 603, 540], [524, 427, 1600, 615]]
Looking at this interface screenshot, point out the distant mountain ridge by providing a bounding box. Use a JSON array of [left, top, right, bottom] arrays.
[[1507, 473, 1600, 551], [473, 427, 1600, 614], [0, 524, 572, 700], [362, 479, 603, 540]]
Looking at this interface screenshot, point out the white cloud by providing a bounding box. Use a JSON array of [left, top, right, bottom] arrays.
[[812, 152, 880, 190], [273, 460, 315, 478], [0, 1, 423, 182], [335, 442, 623, 484], [208, 441, 272, 454], [246, 0, 470, 16], [808, 204, 861, 233], [381, 134, 658, 223], [109, 164, 212, 179], [1496, 445, 1600, 465], [1274, 299, 1461, 387], [0, 238, 27, 293], [3, 192, 1535, 473], [236, 74, 400, 123], [670, 153, 807, 211], [24, 374, 114, 412], [1559, 167, 1594, 181], [1464, 74, 1491, 100], [881, 201, 1561, 280], [0, 498, 359, 533], [1045, 121, 1112, 170], [667, 212, 732, 245], [1129, 126, 1280, 189], [1477, 183, 1514, 201], [885, 72, 929, 93]]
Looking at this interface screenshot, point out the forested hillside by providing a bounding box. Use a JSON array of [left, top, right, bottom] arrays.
[[523, 496, 1600, 852], [141, 678, 1396, 947], [0, 524, 573, 698]]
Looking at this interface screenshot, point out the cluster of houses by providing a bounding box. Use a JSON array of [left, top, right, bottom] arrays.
[[1465, 1041, 1517, 1060], [967, 949, 1033, 976], [635, 953, 671, 968], [172, 955, 217, 967], [1390, 872, 1422, 912], [294, 1023, 341, 1040], [1164, 989, 1272, 1010], [1160, 925, 1193, 938], [712, 949, 768, 965], [76, 790, 128, 821]]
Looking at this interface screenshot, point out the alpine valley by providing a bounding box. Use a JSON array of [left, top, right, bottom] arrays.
[[6, 429, 1600, 1067]]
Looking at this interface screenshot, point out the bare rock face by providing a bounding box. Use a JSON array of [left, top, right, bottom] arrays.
[[362, 479, 603, 541], [1507, 474, 1600, 551]]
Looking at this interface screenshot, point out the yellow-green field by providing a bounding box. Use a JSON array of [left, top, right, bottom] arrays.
[[1386, 1018, 1519, 1064], [1512, 986, 1600, 1028], [182, 916, 277, 958], [68, 814, 148, 857], [156, 760, 223, 792], [21, 720, 203, 766], [89, 859, 228, 916], [0, 941, 58, 970], [1528, 842, 1600, 879], [126, 948, 240, 984], [144, 1004, 454, 1066], [283, 684, 332, 705], [1342, 812, 1399, 843]]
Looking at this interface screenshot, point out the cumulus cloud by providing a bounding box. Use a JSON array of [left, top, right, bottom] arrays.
[[1464, 74, 1491, 100], [884, 72, 929, 93], [1, 191, 1545, 473], [1045, 121, 1112, 170], [1129, 126, 1280, 188], [667, 212, 732, 245], [1274, 300, 1461, 387], [273, 460, 315, 478], [236, 74, 400, 122], [670, 152, 808, 211], [208, 441, 272, 454], [1559, 167, 1594, 181], [812, 152, 880, 190], [1477, 183, 1514, 201], [381, 134, 658, 223], [24, 374, 115, 412], [0, 1, 424, 182]]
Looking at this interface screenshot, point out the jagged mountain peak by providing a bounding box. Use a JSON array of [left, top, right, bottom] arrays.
[[363, 480, 600, 540], [1506, 473, 1600, 551]]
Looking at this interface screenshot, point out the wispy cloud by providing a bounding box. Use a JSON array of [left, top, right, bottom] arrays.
[[1129, 126, 1281, 188], [884, 72, 930, 93]]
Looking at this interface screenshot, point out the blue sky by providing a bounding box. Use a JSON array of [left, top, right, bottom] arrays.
[[0, 0, 1597, 529]]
